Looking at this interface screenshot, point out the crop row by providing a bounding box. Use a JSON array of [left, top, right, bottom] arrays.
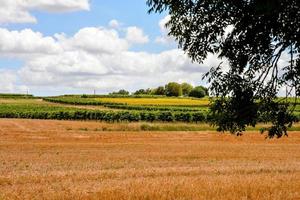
[[43, 97, 207, 110], [43, 97, 123, 106], [80, 94, 203, 99], [0, 110, 206, 122], [0, 103, 206, 122], [1, 109, 298, 123], [102, 104, 208, 112], [0, 93, 35, 99], [0, 102, 299, 122]]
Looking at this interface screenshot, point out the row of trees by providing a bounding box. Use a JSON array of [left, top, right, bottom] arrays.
[[109, 82, 208, 98], [109, 89, 130, 96], [134, 82, 208, 98]]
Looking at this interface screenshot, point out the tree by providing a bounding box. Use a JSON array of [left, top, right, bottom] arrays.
[[110, 89, 130, 95], [145, 88, 154, 95], [198, 86, 209, 96], [181, 82, 193, 96], [154, 86, 166, 95], [134, 89, 147, 95], [147, 0, 299, 138], [134, 88, 153, 95], [165, 82, 182, 97], [189, 86, 206, 98]]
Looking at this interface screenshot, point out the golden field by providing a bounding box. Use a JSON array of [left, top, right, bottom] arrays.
[[0, 119, 300, 200], [97, 97, 210, 106]]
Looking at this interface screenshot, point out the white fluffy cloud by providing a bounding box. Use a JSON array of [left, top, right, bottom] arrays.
[[0, 0, 90, 24], [0, 20, 222, 95], [0, 28, 61, 55], [58, 27, 129, 54], [155, 15, 175, 45], [126, 26, 149, 44], [0, 70, 28, 93], [0, 70, 16, 92], [24, 0, 90, 12]]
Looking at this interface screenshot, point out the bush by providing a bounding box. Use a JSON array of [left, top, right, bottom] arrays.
[[175, 112, 192, 122], [189, 86, 206, 98], [157, 112, 174, 122]]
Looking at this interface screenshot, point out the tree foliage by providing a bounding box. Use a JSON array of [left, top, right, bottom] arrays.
[[189, 86, 206, 98], [134, 88, 153, 95], [133, 83, 208, 97], [147, 0, 299, 138], [154, 86, 166, 95], [181, 82, 193, 96], [165, 82, 183, 97], [110, 89, 130, 95], [134, 89, 147, 95]]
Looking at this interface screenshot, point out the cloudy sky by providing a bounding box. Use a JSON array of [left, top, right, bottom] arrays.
[[0, 0, 222, 96]]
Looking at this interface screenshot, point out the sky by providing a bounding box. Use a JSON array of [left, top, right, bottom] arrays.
[[0, 0, 223, 96]]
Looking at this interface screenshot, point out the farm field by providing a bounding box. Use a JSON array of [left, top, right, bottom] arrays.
[[0, 119, 300, 200], [0, 1, 298, 200], [0, 98, 111, 111], [1, 96, 299, 126], [96, 97, 210, 106], [0, 97, 208, 123]]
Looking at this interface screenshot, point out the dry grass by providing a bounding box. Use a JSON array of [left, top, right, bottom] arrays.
[[97, 97, 210, 106], [0, 119, 300, 200], [0, 99, 47, 105]]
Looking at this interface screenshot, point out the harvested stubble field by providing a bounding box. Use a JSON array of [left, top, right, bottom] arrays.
[[0, 119, 300, 200]]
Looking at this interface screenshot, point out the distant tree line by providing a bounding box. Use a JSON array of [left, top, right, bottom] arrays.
[[109, 89, 130, 96], [110, 82, 208, 98]]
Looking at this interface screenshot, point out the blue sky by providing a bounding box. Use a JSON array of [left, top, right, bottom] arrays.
[[7, 1, 165, 47], [1, 0, 169, 63], [0, 0, 214, 96]]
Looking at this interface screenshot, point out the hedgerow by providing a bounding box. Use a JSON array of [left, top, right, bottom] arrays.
[[0, 103, 208, 122], [0, 93, 35, 99], [102, 104, 208, 112]]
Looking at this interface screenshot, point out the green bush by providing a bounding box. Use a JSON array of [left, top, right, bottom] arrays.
[[189, 86, 206, 98]]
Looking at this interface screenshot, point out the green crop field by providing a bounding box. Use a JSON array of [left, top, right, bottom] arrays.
[[0, 95, 299, 125], [0, 97, 207, 123]]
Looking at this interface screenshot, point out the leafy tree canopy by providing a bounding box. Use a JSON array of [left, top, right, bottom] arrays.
[[134, 89, 147, 95], [147, 0, 299, 138], [189, 86, 206, 98], [181, 82, 194, 96], [110, 89, 130, 95], [134, 88, 153, 95], [154, 86, 166, 95], [165, 82, 183, 97]]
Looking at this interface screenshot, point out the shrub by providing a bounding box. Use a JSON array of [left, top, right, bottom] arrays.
[[189, 86, 206, 98]]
